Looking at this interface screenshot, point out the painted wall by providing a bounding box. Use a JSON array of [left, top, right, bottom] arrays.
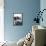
[[40, 0, 46, 27], [4, 0, 40, 42]]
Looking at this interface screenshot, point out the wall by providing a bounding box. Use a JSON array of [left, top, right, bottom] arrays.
[[4, 0, 40, 42], [40, 0, 46, 27]]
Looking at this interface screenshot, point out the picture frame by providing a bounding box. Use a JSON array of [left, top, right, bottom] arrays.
[[13, 13, 23, 26]]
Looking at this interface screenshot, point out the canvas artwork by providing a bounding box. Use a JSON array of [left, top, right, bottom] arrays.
[[13, 13, 23, 26]]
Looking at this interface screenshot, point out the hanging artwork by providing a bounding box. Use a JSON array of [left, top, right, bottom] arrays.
[[13, 13, 23, 26]]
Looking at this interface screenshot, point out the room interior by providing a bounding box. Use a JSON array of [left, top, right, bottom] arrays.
[[0, 0, 46, 46]]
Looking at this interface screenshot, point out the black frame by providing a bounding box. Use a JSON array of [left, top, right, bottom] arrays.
[[13, 13, 23, 26]]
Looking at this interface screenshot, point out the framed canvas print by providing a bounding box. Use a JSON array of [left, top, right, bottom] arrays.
[[13, 13, 23, 26]]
